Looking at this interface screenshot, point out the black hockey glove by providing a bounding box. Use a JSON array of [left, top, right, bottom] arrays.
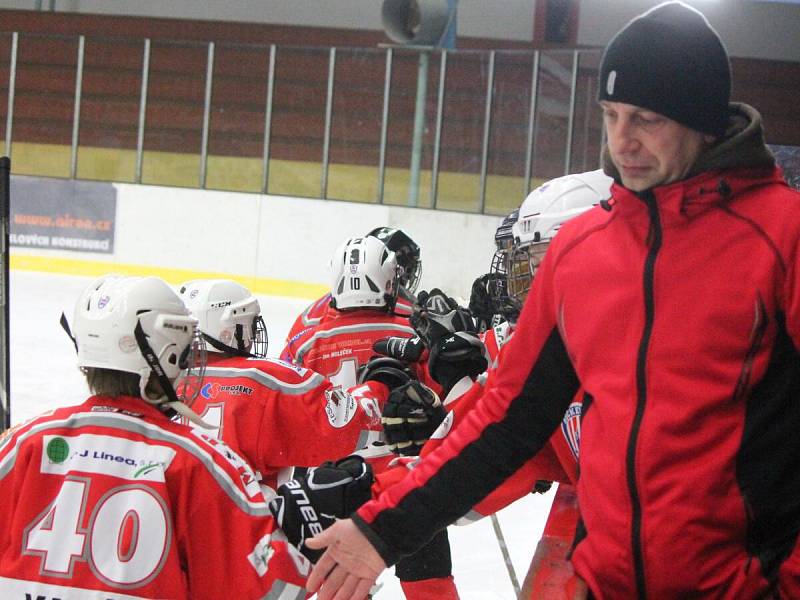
[[411, 288, 476, 347], [372, 335, 426, 363], [269, 455, 373, 563], [469, 273, 503, 333], [357, 356, 415, 390], [428, 331, 489, 396], [381, 380, 445, 456]]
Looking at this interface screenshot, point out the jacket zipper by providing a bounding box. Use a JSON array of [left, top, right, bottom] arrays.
[[628, 191, 662, 599]]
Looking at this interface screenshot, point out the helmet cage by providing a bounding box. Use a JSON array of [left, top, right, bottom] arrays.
[[211, 295, 268, 358], [180, 280, 268, 358], [504, 242, 549, 308], [367, 227, 422, 293]]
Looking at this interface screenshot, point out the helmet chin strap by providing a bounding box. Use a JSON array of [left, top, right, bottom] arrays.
[[201, 328, 253, 357], [134, 320, 212, 429]]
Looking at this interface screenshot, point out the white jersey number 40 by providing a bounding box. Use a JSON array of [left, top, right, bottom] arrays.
[[23, 476, 170, 587]]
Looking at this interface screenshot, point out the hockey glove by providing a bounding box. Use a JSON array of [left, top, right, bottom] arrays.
[[269, 455, 373, 563], [411, 288, 476, 348], [357, 356, 415, 390], [381, 380, 445, 456], [372, 335, 426, 362], [428, 331, 489, 396], [469, 273, 502, 333]]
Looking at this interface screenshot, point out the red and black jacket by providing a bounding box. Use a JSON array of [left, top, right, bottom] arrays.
[[354, 104, 800, 599]]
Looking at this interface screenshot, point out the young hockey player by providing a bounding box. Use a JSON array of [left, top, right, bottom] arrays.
[[178, 278, 396, 493], [281, 227, 420, 362], [180, 278, 451, 599], [0, 275, 309, 599], [379, 170, 613, 497], [264, 173, 610, 600], [282, 236, 416, 388]]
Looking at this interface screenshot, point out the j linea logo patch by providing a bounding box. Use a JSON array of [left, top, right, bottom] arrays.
[[41, 434, 176, 482]]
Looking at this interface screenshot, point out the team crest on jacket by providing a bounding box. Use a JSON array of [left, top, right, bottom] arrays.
[[561, 401, 582, 461], [324, 388, 357, 428]]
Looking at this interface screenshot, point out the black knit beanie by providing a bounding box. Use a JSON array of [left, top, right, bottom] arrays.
[[598, 1, 731, 138]]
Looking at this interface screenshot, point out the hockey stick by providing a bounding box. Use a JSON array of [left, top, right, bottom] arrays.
[[0, 156, 9, 432], [490, 512, 521, 596]]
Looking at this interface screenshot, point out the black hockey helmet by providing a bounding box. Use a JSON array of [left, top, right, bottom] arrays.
[[367, 227, 422, 294]]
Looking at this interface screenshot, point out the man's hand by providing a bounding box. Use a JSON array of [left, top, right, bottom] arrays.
[[306, 519, 387, 600]]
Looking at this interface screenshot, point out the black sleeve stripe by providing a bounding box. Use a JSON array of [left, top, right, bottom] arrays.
[[369, 326, 580, 560]]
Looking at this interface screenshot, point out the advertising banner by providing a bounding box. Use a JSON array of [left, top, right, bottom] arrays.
[[10, 177, 116, 253]]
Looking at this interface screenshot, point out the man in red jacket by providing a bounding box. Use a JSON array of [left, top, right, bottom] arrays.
[[304, 3, 800, 599]]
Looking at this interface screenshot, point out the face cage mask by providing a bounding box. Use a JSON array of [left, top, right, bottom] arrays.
[[503, 242, 550, 317], [202, 316, 268, 358], [177, 330, 207, 404], [488, 248, 521, 323], [399, 256, 422, 294], [250, 316, 269, 358]]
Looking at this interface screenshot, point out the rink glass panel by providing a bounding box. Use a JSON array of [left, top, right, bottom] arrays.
[[140, 39, 207, 188], [266, 46, 327, 199], [0, 31, 607, 215], [76, 36, 145, 184], [204, 42, 270, 194], [8, 32, 78, 179], [326, 47, 385, 204]]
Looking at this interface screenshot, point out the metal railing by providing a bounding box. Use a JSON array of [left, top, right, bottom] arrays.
[[0, 31, 603, 215]]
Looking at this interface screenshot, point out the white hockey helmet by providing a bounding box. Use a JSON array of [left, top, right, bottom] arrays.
[[72, 275, 203, 404], [330, 236, 400, 311], [179, 279, 268, 358], [505, 170, 613, 310]]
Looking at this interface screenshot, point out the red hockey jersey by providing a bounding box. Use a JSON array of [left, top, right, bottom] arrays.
[[281, 293, 332, 363], [281, 293, 414, 365], [184, 354, 389, 491], [373, 321, 582, 521], [286, 308, 416, 388], [0, 395, 309, 599]]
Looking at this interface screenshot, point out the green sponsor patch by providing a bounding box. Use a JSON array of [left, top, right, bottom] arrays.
[[46, 437, 70, 463]]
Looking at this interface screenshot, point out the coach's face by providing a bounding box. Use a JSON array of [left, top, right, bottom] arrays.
[[601, 101, 714, 192]]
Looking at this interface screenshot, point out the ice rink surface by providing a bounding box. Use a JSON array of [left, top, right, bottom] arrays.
[[9, 270, 555, 599]]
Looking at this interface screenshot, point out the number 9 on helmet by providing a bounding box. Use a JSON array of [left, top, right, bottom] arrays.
[[329, 236, 401, 311]]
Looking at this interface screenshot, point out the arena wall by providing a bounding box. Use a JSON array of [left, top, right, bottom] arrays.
[[11, 180, 500, 301]]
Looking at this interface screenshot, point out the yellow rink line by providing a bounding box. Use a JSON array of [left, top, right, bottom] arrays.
[[10, 254, 328, 300]]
